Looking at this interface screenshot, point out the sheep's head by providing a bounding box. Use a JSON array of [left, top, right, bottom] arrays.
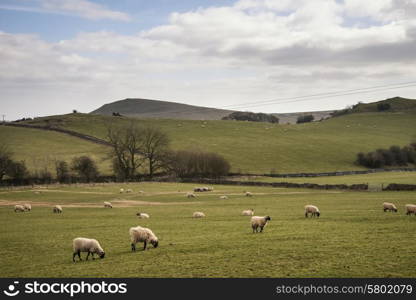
[[393, 208, 398, 212], [99, 251, 105, 259], [151, 240, 159, 248], [316, 212, 321, 217], [136, 212, 141, 216], [265, 216, 271, 221]]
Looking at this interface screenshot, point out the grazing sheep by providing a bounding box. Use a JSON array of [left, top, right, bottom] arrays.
[[119, 188, 124, 193], [251, 216, 271, 233], [242, 209, 254, 216], [405, 204, 416, 215], [129, 226, 158, 251], [53, 205, 63, 213], [104, 201, 113, 208], [136, 212, 150, 219], [305, 205, 320, 218], [72, 237, 105, 262], [126, 189, 133, 193], [23, 203, 31, 211], [220, 195, 228, 199], [383, 202, 398, 212], [14, 205, 25, 212], [187, 192, 196, 198], [245, 192, 252, 197], [139, 190, 144, 194], [193, 211, 206, 218]]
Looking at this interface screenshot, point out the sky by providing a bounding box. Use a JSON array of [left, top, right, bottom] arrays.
[[1, 0, 416, 120]]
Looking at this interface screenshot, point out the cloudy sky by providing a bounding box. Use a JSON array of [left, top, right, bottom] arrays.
[[1, 0, 416, 120]]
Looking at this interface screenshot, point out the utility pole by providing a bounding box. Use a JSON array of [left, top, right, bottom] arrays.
[[1, 114, 5, 124]]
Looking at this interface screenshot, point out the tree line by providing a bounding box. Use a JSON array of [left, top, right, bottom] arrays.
[[356, 143, 416, 168]]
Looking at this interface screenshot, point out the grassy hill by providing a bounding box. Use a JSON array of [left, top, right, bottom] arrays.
[[13, 106, 416, 174], [0, 125, 112, 174], [91, 98, 235, 120]]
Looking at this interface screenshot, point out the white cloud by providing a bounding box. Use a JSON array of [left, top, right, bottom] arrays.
[[1, 0, 416, 120]]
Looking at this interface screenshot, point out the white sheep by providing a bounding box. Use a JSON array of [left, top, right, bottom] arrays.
[[126, 188, 133, 193], [245, 191, 252, 197], [53, 205, 63, 213], [23, 203, 31, 211], [383, 202, 398, 212], [14, 205, 25, 212], [405, 204, 416, 215], [104, 201, 113, 208], [220, 195, 228, 199], [242, 209, 254, 216], [72, 237, 105, 262], [136, 212, 150, 219], [187, 192, 196, 198], [119, 188, 124, 193], [193, 211, 206, 218], [305, 205, 320, 218], [129, 226, 159, 251], [251, 216, 271, 233]]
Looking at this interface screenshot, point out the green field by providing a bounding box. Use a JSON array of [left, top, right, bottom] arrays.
[[7, 109, 415, 174], [1, 182, 416, 277], [233, 171, 416, 186], [0, 125, 112, 173]]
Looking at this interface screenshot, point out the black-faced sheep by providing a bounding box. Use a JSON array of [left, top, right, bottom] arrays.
[[383, 202, 398, 212], [72, 237, 105, 262], [104, 201, 113, 208], [405, 204, 416, 215], [251, 216, 271, 233], [305, 205, 320, 217], [242, 209, 254, 216], [14, 205, 25, 212], [129, 226, 158, 251], [136, 212, 150, 219], [53, 205, 63, 213], [193, 211, 205, 218]]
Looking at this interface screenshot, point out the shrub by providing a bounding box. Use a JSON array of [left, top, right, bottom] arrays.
[[377, 103, 391, 111], [71, 156, 99, 182], [222, 112, 279, 123], [168, 150, 230, 178], [296, 114, 314, 124], [55, 160, 70, 183]]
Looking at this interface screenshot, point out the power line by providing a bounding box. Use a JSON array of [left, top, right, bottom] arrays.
[[126, 80, 416, 117]]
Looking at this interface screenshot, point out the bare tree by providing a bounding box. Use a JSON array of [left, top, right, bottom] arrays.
[[139, 127, 170, 177], [107, 122, 145, 180]]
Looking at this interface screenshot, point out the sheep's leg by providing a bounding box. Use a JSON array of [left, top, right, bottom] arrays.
[[260, 226, 264, 233], [305, 212, 308, 218], [131, 243, 136, 252], [77, 250, 82, 261], [86, 251, 90, 261], [72, 252, 76, 262], [91, 253, 95, 260], [143, 241, 147, 251]]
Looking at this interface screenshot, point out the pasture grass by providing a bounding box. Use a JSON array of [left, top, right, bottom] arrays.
[[1, 182, 416, 277], [19, 110, 416, 174]]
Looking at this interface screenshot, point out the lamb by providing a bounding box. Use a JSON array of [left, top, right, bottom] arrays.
[[136, 212, 150, 219], [251, 216, 271, 233], [305, 205, 320, 218], [104, 201, 113, 208], [14, 205, 25, 212], [242, 209, 254, 216], [23, 203, 31, 211], [53, 205, 63, 213], [129, 226, 159, 251], [72, 237, 105, 262], [383, 202, 398, 212], [187, 192, 196, 198], [405, 204, 416, 215], [220, 195, 228, 199], [245, 192, 252, 197], [193, 211, 206, 218]]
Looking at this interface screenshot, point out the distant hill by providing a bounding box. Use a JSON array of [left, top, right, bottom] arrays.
[[331, 97, 416, 117], [273, 110, 335, 124], [90, 98, 235, 120]]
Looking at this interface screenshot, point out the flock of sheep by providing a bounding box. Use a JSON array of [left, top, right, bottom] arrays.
[[12, 186, 416, 262]]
